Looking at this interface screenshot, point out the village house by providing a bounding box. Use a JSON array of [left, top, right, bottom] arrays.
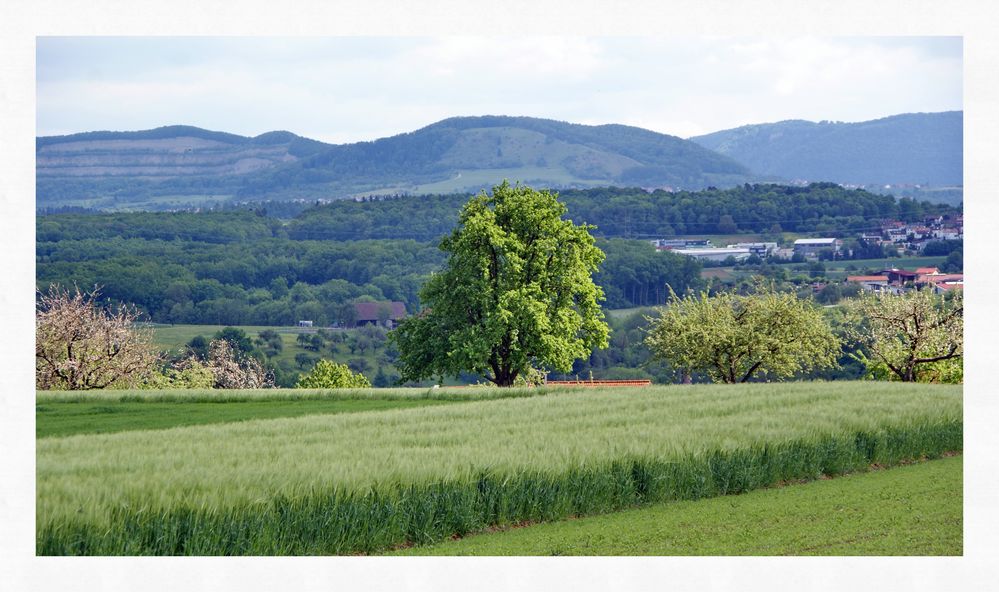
[[932, 280, 964, 294], [856, 267, 965, 295]]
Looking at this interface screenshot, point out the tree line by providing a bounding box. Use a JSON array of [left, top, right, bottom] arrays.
[[286, 183, 958, 241], [36, 183, 959, 326], [37, 233, 703, 325]]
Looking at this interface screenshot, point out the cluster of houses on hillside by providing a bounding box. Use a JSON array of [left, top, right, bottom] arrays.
[[867, 214, 963, 252], [844, 267, 963, 295]]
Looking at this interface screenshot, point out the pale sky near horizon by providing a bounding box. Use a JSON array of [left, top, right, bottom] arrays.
[[36, 36, 962, 144]]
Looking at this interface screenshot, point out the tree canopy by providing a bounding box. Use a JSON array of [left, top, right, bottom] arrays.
[[644, 285, 841, 383], [845, 289, 963, 383], [295, 360, 371, 389], [391, 182, 610, 386], [35, 285, 160, 390]]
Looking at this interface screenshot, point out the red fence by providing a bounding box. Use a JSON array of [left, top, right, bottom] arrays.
[[545, 379, 651, 387]]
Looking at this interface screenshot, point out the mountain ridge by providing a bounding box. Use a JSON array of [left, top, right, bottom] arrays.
[[36, 116, 754, 210], [689, 111, 962, 186]]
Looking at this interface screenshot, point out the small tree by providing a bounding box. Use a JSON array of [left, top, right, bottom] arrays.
[[202, 339, 272, 389], [36, 285, 160, 390], [141, 359, 215, 390], [845, 289, 962, 382], [644, 286, 840, 383], [391, 182, 609, 386], [215, 327, 255, 357], [296, 360, 371, 388]]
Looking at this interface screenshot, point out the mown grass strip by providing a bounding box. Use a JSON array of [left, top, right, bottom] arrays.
[[36, 398, 466, 439], [391, 456, 963, 556], [37, 383, 962, 555]]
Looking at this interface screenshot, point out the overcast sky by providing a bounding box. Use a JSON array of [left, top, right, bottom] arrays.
[[36, 36, 962, 144]]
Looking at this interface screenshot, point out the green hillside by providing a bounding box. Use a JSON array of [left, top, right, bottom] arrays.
[[36, 116, 753, 211]]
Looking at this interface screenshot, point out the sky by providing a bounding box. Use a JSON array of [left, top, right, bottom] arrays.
[[36, 36, 962, 144]]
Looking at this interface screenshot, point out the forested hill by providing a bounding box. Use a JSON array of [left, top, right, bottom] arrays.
[[689, 111, 962, 186], [36, 117, 753, 210], [37, 184, 959, 326]]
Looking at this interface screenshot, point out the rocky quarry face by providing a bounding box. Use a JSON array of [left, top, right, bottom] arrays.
[[36, 136, 297, 179]]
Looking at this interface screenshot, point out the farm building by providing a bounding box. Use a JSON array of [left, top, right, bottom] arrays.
[[880, 268, 920, 285], [671, 247, 752, 262], [651, 238, 713, 251], [730, 242, 778, 257], [353, 301, 407, 328], [845, 275, 890, 292], [793, 238, 841, 258]]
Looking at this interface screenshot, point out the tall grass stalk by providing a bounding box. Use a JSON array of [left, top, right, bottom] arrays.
[[37, 382, 961, 555]]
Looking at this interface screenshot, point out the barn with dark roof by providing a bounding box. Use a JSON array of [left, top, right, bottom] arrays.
[[353, 301, 407, 328]]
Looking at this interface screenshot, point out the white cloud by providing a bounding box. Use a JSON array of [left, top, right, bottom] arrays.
[[35, 36, 962, 142]]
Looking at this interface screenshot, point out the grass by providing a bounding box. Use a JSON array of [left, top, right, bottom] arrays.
[[35, 386, 546, 438], [826, 255, 947, 272], [391, 455, 962, 555], [35, 385, 544, 404], [36, 382, 961, 555], [36, 398, 456, 439]]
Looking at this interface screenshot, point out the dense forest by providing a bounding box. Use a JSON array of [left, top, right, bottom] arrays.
[[36, 184, 958, 326], [288, 183, 956, 241]]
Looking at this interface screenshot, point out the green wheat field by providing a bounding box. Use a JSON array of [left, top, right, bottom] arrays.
[[36, 382, 962, 555]]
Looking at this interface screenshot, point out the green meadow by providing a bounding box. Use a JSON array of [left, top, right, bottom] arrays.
[[36, 382, 961, 555], [393, 455, 962, 556]]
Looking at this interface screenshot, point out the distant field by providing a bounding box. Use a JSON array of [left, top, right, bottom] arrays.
[[700, 268, 735, 280], [37, 382, 961, 555], [605, 306, 656, 319], [825, 255, 947, 272], [35, 386, 544, 439], [393, 455, 962, 556]]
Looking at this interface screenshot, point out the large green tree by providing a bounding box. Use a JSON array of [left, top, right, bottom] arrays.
[[644, 285, 841, 383], [391, 182, 609, 386]]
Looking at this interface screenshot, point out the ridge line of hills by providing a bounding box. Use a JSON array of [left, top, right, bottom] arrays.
[[36, 112, 962, 211]]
